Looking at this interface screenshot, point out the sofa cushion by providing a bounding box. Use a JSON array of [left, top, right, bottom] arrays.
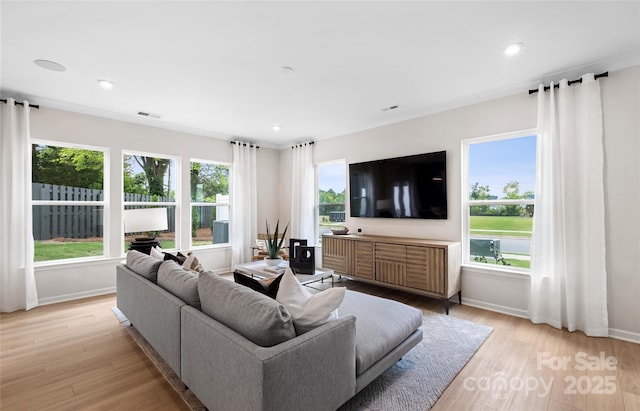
[[157, 260, 201, 309], [198, 272, 296, 347], [338, 290, 423, 375], [276, 269, 346, 334], [126, 250, 163, 283], [233, 271, 283, 299]]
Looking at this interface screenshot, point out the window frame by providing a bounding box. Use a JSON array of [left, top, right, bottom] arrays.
[[461, 129, 537, 273], [31, 139, 109, 264], [189, 158, 231, 249], [315, 159, 347, 245], [122, 150, 180, 253]]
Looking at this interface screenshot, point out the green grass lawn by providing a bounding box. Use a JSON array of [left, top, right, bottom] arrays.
[[473, 256, 530, 269], [34, 241, 104, 262], [34, 239, 178, 262], [469, 216, 532, 269], [470, 216, 532, 237]]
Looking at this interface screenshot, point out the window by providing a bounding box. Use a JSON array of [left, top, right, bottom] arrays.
[[190, 160, 230, 247], [32, 142, 106, 262], [316, 160, 346, 243], [123, 152, 177, 251], [462, 131, 537, 271]]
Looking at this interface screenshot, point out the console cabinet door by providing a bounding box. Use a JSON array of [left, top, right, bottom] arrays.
[[406, 246, 445, 295], [354, 241, 374, 279], [375, 243, 406, 286], [322, 236, 352, 275]]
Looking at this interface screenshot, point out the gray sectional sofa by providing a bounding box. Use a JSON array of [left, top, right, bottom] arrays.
[[116, 250, 423, 411]]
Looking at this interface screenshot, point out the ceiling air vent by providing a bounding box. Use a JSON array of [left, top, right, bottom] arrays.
[[137, 111, 162, 119]]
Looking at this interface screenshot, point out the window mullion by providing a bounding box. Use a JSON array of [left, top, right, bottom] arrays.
[[468, 199, 534, 206]]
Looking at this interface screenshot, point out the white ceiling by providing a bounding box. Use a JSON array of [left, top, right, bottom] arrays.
[[2, 1, 639, 148]]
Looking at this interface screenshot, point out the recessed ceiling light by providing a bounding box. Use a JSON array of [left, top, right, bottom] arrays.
[[97, 79, 114, 89], [281, 66, 294, 75], [382, 105, 399, 112], [272, 124, 282, 132], [34, 59, 66, 72], [504, 42, 523, 56]]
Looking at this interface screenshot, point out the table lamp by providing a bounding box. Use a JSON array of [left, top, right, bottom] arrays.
[[124, 207, 168, 254]]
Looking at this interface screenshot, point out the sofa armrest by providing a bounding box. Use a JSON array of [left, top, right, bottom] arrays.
[[181, 305, 356, 411]]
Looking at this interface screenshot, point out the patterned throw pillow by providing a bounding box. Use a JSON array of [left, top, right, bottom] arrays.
[[163, 251, 187, 265], [233, 271, 283, 299]]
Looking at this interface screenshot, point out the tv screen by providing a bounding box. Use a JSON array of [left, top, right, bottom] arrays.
[[349, 151, 447, 219]]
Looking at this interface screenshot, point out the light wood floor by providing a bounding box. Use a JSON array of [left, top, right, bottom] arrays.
[[2, 277, 639, 411]]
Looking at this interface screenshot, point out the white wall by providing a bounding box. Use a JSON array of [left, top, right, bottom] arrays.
[[30, 108, 281, 304], [292, 66, 640, 341], [601, 66, 640, 341]]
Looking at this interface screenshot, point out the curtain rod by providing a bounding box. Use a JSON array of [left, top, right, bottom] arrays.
[[230, 141, 259, 149], [291, 141, 314, 149], [528, 72, 608, 95], [0, 98, 40, 109]]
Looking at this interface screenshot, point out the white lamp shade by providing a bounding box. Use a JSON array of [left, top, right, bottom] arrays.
[[123, 208, 168, 234]]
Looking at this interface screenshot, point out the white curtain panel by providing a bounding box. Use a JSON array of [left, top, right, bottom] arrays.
[[230, 143, 258, 265], [290, 143, 315, 242], [0, 99, 39, 312], [529, 74, 608, 336]]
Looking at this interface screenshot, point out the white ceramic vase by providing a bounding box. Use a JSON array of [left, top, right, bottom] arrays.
[[264, 257, 283, 266]]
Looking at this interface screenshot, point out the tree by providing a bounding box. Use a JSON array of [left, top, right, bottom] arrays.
[[318, 189, 345, 216], [123, 155, 148, 195], [134, 156, 171, 197], [319, 189, 345, 205], [32, 145, 104, 189], [470, 182, 490, 200], [501, 180, 523, 216], [469, 182, 492, 215], [190, 163, 229, 202]]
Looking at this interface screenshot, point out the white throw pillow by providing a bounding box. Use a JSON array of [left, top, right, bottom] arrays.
[[276, 268, 346, 334], [149, 245, 164, 260]]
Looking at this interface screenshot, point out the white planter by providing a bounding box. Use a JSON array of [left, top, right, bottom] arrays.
[[264, 257, 283, 266]]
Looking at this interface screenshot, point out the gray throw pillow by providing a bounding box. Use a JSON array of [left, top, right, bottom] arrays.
[[198, 272, 296, 347], [126, 250, 163, 283], [157, 260, 201, 309]]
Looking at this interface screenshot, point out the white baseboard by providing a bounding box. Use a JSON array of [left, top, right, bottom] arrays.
[[461, 297, 529, 319], [38, 287, 116, 306], [463, 297, 640, 345], [608, 328, 640, 344]]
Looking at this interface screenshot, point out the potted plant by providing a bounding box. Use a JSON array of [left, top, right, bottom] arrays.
[[264, 220, 289, 266]]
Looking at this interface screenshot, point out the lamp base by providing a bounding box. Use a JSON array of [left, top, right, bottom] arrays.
[[128, 237, 159, 255]]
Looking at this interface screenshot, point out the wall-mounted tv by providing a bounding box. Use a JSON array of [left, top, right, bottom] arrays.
[[349, 151, 447, 219]]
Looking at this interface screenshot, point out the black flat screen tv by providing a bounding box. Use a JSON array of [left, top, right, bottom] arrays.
[[349, 151, 447, 219]]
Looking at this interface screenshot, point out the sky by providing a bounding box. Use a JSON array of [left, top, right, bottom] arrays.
[[468, 135, 537, 196], [318, 162, 346, 193]]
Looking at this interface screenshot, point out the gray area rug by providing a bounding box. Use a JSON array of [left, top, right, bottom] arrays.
[[339, 312, 493, 411], [113, 308, 492, 411]]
